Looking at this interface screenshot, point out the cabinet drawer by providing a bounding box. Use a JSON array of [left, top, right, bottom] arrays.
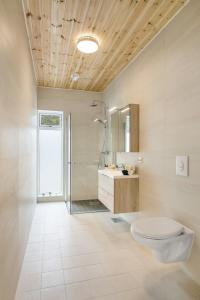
[[98, 186, 114, 212], [98, 171, 139, 214], [98, 173, 114, 195]]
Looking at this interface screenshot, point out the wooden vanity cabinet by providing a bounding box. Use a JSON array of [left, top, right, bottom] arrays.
[[98, 172, 138, 214]]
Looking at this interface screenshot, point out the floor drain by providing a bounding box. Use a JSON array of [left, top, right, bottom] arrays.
[[111, 217, 125, 223]]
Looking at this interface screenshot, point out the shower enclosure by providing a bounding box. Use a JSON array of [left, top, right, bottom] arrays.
[[65, 101, 109, 214]]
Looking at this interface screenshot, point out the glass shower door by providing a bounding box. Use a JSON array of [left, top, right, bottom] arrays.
[[65, 112, 106, 214], [65, 114, 72, 213]]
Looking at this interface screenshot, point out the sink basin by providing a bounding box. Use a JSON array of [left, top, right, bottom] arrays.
[[98, 169, 139, 179], [106, 170, 123, 176]]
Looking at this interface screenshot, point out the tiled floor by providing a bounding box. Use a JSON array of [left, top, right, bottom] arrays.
[[15, 203, 200, 300]]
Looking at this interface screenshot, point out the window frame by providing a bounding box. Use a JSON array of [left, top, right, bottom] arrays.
[[39, 112, 62, 129]]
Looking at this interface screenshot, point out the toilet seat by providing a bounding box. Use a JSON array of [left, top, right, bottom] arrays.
[[131, 217, 194, 263], [133, 217, 184, 240]]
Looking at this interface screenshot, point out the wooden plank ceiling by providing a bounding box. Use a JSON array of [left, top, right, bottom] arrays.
[[23, 0, 186, 92]]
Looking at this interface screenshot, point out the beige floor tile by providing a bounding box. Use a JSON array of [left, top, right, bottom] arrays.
[[60, 244, 94, 257], [18, 273, 41, 292], [101, 257, 141, 276], [92, 288, 154, 300], [28, 234, 44, 243], [29, 225, 44, 236], [43, 225, 61, 235], [84, 264, 104, 279], [98, 248, 137, 263], [64, 267, 86, 284], [42, 247, 61, 260], [111, 273, 139, 292], [61, 253, 101, 269], [43, 240, 61, 250], [15, 290, 41, 300], [142, 270, 200, 300], [41, 285, 66, 300], [66, 281, 92, 300], [88, 276, 116, 297], [64, 264, 104, 284], [87, 273, 137, 298], [42, 258, 62, 272], [26, 242, 43, 253], [42, 270, 64, 288], [24, 250, 43, 263], [43, 233, 61, 242], [22, 261, 42, 274]]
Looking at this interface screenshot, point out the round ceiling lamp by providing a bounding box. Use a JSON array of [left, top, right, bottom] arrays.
[[77, 36, 99, 54]]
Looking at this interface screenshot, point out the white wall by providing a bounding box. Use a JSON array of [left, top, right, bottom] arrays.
[[0, 0, 37, 299], [37, 87, 103, 201], [103, 0, 200, 284]]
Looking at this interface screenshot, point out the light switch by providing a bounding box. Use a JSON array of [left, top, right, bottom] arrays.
[[176, 156, 188, 177]]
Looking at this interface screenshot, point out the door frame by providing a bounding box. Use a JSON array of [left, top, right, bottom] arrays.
[[65, 113, 72, 213], [37, 109, 65, 202]]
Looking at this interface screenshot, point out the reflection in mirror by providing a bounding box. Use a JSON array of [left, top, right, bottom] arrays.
[[111, 110, 120, 152], [119, 106, 130, 152], [111, 104, 139, 153]]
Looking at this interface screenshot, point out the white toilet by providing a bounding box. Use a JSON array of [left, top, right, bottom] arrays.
[[131, 217, 194, 263]]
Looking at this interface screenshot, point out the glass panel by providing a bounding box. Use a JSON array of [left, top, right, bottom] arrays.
[[40, 114, 61, 127], [65, 114, 72, 212], [66, 112, 101, 214], [38, 129, 63, 196]]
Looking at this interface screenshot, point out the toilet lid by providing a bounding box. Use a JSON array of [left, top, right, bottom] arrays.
[[133, 217, 184, 240]]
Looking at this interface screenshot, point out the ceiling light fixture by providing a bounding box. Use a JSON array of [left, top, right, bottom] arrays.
[[77, 36, 99, 54]]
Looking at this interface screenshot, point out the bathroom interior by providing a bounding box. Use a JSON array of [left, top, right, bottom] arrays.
[[1, 0, 200, 299]]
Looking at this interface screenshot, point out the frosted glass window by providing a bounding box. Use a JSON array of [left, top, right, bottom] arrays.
[[38, 111, 63, 197]]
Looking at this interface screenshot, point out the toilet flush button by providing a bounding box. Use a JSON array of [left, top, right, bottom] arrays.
[[176, 156, 188, 176]]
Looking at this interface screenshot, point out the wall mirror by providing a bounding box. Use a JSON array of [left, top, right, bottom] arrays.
[[111, 104, 139, 153]]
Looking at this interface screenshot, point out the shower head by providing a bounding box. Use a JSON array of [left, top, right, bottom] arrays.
[[90, 100, 98, 107], [94, 118, 107, 127], [90, 100, 108, 108]]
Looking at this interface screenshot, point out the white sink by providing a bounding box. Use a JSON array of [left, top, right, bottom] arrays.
[[98, 169, 139, 179]]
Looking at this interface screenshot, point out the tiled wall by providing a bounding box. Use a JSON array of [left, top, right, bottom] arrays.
[[0, 1, 37, 299], [103, 0, 200, 284]]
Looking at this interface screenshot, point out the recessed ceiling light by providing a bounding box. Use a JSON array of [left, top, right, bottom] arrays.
[[77, 36, 99, 54], [71, 73, 79, 81]]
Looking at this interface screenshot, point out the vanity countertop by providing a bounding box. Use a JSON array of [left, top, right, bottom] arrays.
[[98, 169, 139, 179]]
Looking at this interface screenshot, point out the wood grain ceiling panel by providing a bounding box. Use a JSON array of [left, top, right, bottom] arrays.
[[23, 0, 187, 91]]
